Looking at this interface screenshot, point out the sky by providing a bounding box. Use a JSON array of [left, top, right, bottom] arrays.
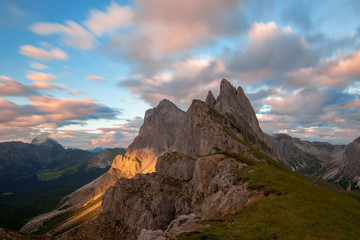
[[0, 0, 360, 149]]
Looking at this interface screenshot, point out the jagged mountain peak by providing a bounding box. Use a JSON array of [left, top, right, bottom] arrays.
[[129, 98, 185, 155], [212, 79, 263, 140], [144, 98, 181, 119], [205, 90, 216, 107], [158, 98, 175, 107], [218, 78, 237, 99]]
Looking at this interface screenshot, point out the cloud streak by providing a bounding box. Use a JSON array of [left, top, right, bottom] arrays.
[[31, 21, 95, 50], [85, 75, 105, 82], [19, 45, 67, 60], [0, 76, 33, 96]]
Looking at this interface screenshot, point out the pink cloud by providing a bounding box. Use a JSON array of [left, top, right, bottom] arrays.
[[134, 0, 241, 54], [289, 50, 360, 88], [328, 50, 360, 78], [32, 82, 61, 90], [326, 98, 360, 112], [30, 62, 48, 70], [0, 95, 118, 131], [84, 75, 105, 82], [0, 76, 31, 96], [19, 45, 67, 60], [29, 96, 96, 121], [26, 71, 55, 82], [68, 88, 82, 95]]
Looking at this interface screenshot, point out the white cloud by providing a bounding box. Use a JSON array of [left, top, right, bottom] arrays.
[[84, 2, 134, 36], [31, 20, 96, 50], [120, 56, 223, 106]]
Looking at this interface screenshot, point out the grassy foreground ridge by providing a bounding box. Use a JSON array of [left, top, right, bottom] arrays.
[[178, 154, 360, 240]]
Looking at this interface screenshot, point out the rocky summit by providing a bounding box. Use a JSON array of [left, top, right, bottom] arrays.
[[21, 97, 186, 235], [55, 79, 278, 239]]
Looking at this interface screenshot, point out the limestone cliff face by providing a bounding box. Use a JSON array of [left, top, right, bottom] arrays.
[[173, 100, 248, 158], [61, 152, 251, 240], [60, 79, 276, 240]]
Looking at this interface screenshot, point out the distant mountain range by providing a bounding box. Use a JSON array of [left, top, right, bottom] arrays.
[[0, 137, 125, 230], [265, 134, 360, 190]]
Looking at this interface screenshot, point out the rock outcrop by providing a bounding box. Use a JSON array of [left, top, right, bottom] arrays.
[[59, 79, 276, 239], [213, 79, 263, 140]]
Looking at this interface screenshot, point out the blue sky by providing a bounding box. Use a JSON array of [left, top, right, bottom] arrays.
[[0, 0, 360, 148]]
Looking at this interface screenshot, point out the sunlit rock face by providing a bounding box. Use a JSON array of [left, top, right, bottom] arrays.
[[114, 99, 186, 175], [21, 98, 186, 234]]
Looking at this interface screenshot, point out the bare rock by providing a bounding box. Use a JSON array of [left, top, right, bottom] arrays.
[[205, 90, 216, 107], [340, 137, 360, 188], [165, 214, 210, 239], [138, 229, 167, 240], [155, 152, 196, 181], [214, 79, 263, 140], [173, 100, 248, 158]]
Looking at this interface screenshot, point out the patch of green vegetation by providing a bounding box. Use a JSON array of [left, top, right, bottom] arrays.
[[37, 169, 67, 181], [222, 126, 290, 172], [207, 108, 225, 119], [215, 149, 256, 166], [2, 192, 13, 196], [36, 166, 78, 181], [178, 160, 360, 240], [259, 140, 269, 151]]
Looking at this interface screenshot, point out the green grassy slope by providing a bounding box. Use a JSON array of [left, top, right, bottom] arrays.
[[179, 156, 360, 240]]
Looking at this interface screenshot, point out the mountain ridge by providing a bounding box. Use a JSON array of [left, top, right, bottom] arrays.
[[264, 133, 360, 189], [55, 79, 282, 239], [15, 79, 360, 239]]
